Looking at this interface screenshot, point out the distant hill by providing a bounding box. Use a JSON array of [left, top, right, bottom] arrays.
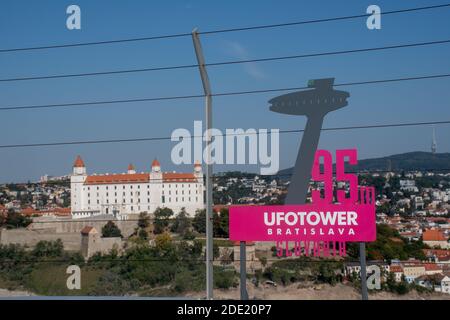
[[277, 152, 450, 177]]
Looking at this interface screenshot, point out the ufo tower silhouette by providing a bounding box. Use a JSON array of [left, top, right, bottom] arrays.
[[269, 78, 350, 204]]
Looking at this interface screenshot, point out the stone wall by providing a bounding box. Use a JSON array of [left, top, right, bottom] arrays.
[[0, 228, 81, 251], [28, 217, 139, 237]]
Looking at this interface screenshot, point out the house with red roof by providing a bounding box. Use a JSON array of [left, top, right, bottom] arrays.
[[422, 228, 450, 249]]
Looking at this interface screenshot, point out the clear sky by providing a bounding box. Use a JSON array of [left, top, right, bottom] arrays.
[[0, 0, 449, 183]]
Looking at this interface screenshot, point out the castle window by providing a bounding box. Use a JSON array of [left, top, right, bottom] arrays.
[[162, 196, 165, 203]]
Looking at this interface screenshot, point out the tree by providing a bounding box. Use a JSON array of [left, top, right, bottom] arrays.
[[102, 221, 122, 238], [153, 207, 174, 234], [171, 208, 191, 238], [155, 232, 173, 251], [138, 228, 148, 240], [32, 239, 64, 258], [137, 212, 150, 229], [193, 209, 206, 234], [3, 209, 32, 229]]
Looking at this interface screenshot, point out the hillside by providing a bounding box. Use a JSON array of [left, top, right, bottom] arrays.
[[277, 152, 450, 177]]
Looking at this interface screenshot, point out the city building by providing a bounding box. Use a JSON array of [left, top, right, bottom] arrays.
[[422, 229, 450, 249], [70, 156, 205, 219]]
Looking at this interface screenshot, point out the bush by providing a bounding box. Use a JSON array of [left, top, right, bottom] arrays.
[[101, 221, 122, 238]]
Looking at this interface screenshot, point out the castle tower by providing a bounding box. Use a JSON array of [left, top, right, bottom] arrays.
[[127, 163, 136, 174], [71, 155, 87, 214], [431, 126, 437, 154], [80, 226, 99, 259], [194, 160, 203, 181]]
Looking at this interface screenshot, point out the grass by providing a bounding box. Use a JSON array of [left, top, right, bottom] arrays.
[[196, 238, 234, 247], [24, 264, 104, 296]]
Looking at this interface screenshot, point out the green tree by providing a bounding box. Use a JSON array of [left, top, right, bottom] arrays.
[[3, 209, 32, 229], [137, 212, 150, 229], [102, 221, 122, 238], [32, 239, 64, 258], [171, 208, 192, 238], [153, 207, 174, 234], [138, 228, 148, 240], [193, 209, 206, 234]]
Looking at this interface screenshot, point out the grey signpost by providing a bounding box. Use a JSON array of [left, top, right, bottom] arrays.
[[240, 241, 249, 300], [360, 242, 369, 300], [192, 29, 214, 300]]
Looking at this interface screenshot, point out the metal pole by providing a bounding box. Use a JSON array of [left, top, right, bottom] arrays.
[[240, 241, 249, 300], [359, 242, 369, 300], [192, 29, 214, 300]]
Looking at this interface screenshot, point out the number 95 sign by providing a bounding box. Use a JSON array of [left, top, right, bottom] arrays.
[[229, 149, 376, 245]]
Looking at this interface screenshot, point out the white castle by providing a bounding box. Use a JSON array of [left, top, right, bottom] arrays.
[[70, 156, 205, 219]]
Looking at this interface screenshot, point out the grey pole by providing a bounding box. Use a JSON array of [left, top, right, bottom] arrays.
[[240, 241, 249, 300], [359, 242, 369, 300], [192, 29, 214, 300]]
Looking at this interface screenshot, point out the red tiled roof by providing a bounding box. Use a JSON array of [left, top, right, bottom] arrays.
[[21, 207, 71, 217], [85, 173, 150, 185], [81, 226, 97, 235], [390, 265, 403, 273], [423, 229, 447, 241], [423, 249, 450, 258], [162, 172, 196, 182], [152, 159, 160, 167], [73, 155, 85, 167], [424, 263, 442, 271]]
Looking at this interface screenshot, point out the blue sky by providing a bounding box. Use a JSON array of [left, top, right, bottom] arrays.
[[0, 0, 449, 183]]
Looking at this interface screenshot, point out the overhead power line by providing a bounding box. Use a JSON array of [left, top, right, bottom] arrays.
[[0, 119, 449, 149], [0, 72, 449, 112], [1, 39, 449, 82], [0, 3, 449, 53]]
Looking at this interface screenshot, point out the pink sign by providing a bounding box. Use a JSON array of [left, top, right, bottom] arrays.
[[229, 149, 377, 257], [229, 201, 376, 242]]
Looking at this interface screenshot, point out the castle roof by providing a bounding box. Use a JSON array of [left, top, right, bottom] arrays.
[[85, 173, 150, 185], [73, 155, 85, 168], [151, 158, 160, 167], [83, 172, 197, 185]]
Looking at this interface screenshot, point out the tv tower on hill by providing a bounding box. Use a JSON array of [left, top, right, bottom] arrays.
[[431, 126, 437, 154]]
